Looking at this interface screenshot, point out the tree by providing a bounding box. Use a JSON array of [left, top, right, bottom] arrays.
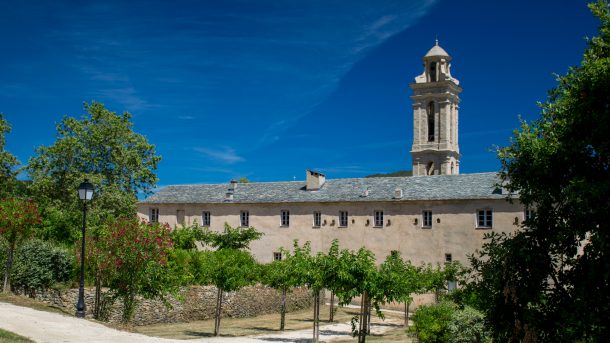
[[378, 251, 424, 327], [94, 217, 175, 322], [195, 249, 258, 336], [260, 248, 302, 330], [0, 114, 19, 196], [470, 2, 610, 341], [194, 223, 263, 336], [0, 197, 40, 292], [27, 102, 161, 242]]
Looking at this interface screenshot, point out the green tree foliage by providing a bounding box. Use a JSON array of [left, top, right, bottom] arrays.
[[201, 223, 263, 250], [465, 2, 610, 341], [8, 239, 73, 296], [0, 114, 19, 196], [27, 102, 161, 243], [0, 197, 40, 292], [93, 218, 175, 322], [378, 251, 425, 327], [194, 249, 258, 336], [260, 248, 302, 330]]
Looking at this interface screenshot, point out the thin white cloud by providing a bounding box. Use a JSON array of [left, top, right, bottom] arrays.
[[193, 146, 245, 164], [178, 116, 195, 120]]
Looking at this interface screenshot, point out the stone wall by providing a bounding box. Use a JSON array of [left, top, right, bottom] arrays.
[[25, 285, 312, 325]]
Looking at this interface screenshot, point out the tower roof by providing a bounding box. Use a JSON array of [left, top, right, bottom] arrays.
[[424, 39, 450, 58]]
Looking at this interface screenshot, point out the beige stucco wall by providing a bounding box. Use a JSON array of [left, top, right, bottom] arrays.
[[138, 198, 523, 266]]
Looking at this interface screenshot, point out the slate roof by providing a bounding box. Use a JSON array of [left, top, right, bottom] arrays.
[[141, 172, 508, 204]]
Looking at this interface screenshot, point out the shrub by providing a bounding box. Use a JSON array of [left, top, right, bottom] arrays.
[[409, 301, 456, 343], [448, 305, 490, 343], [9, 239, 73, 296]]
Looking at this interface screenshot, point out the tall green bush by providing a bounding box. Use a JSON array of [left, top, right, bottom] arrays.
[[448, 306, 490, 343], [409, 301, 456, 343], [8, 239, 73, 296]]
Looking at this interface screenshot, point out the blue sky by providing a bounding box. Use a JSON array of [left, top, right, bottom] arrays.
[[0, 0, 600, 186]]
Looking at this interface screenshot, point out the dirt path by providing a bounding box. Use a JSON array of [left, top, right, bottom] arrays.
[[0, 302, 401, 343]]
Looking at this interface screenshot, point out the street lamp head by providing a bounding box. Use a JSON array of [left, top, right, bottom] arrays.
[[78, 179, 94, 201]]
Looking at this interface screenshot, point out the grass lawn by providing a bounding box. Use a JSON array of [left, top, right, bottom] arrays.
[[0, 328, 34, 343], [133, 304, 410, 341]]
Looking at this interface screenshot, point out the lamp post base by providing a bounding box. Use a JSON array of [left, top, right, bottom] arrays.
[[75, 309, 86, 318]]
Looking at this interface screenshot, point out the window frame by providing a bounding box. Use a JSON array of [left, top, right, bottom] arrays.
[[374, 210, 384, 228], [281, 210, 290, 227], [313, 211, 321, 227], [339, 211, 349, 227], [422, 210, 433, 228], [150, 208, 159, 223], [202, 211, 211, 226], [240, 210, 249, 227], [476, 208, 493, 229], [273, 252, 282, 261]]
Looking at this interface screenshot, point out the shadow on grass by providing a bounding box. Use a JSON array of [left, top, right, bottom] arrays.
[[182, 331, 238, 338]]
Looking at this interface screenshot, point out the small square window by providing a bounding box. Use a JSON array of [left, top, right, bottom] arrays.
[[273, 252, 282, 261], [202, 211, 211, 226], [150, 208, 159, 223], [374, 211, 384, 227], [313, 211, 321, 227], [445, 253, 452, 263], [240, 211, 249, 227], [422, 210, 432, 227], [281, 210, 290, 227], [524, 209, 534, 222], [477, 209, 493, 228], [339, 211, 348, 227]]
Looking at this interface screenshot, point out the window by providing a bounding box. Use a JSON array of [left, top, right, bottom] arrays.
[[422, 210, 432, 227], [445, 253, 453, 263], [339, 211, 348, 227], [202, 211, 211, 226], [240, 210, 249, 227], [313, 211, 321, 227], [429, 62, 437, 82], [273, 252, 282, 261], [176, 210, 185, 226], [477, 209, 493, 228], [281, 210, 290, 227], [150, 208, 159, 223], [427, 102, 435, 142], [374, 211, 384, 227], [426, 162, 435, 176], [524, 209, 534, 221]]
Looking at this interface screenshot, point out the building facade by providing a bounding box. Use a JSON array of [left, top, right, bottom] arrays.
[[137, 42, 521, 265]]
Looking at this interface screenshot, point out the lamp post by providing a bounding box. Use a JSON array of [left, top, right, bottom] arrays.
[[76, 179, 94, 318]]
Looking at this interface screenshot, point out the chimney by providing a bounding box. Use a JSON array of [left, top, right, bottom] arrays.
[[306, 170, 326, 191], [229, 179, 238, 191]]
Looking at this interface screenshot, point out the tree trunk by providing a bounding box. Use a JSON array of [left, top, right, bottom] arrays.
[[358, 292, 367, 343], [2, 245, 14, 292], [93, 274, 101, 319], [280, 288, 287, 331], [214, 287, 223, 336], [366, 296, 371, 335], [329, 291, 335, 322], [312, 290, 320, 343], [405, 301, 410, 327]]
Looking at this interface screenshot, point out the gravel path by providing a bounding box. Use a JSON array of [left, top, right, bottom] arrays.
[[0, 302, 402, 343]]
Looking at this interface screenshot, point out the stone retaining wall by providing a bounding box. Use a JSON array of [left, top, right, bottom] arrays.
[[24, 285, 312, 325]]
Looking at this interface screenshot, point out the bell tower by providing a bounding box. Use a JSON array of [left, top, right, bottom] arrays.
[[410, 40, 461, 176]]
